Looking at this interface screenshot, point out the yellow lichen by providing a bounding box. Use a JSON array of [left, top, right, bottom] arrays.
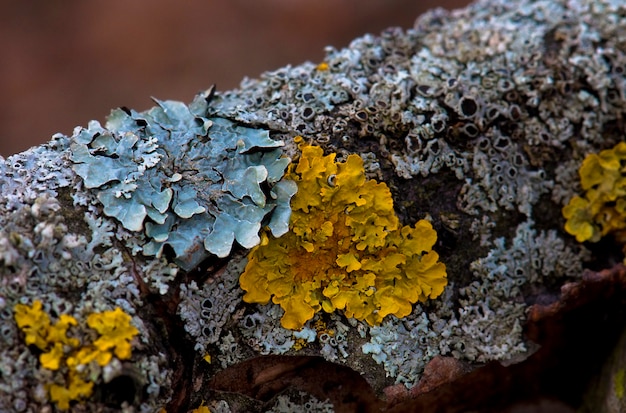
[[87, 307, 139, 360], [316, 62, 329, 71], [14, 301, 139, 410], [563, 142, 626, 243], [14, 300, 53, 350], [49, 373, 94, 410], [240, 139, 447, 329], [190, 402, 212, 413], [292, 338, 308, 351], [615, 368, 625, 400]]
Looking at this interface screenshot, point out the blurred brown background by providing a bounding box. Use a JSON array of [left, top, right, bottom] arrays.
[[0, 0, 469, 156]]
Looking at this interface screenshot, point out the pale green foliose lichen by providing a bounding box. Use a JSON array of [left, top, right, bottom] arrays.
[[70, 94, 296, 271]]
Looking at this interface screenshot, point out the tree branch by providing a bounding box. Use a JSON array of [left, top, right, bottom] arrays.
[[1, 0, 625, 411]]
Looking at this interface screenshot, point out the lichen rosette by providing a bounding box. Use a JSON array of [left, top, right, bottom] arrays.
[[240, 139, 447, 330], [563, 142, 626, 243]]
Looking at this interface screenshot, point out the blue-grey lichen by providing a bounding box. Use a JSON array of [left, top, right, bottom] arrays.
[[240, 304, 296, 356], [210, 0, 625, 221], [318, 316, 352, 362], [200, 392, 333, 413], [241, 308, 354, 361], [364, 219, 589, 387], [363, 307, 445, 386], [178, 254, 246, 352], [70, 95, 296, 271]]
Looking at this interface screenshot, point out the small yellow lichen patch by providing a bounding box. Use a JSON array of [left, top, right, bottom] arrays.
[[190, 401, 212, 413], [292, 338, 308, 351], [615, 368, 625, 400], [314, 319, 334, 340], [87, 307, 139, 360], [14, 300, 53, 350], [14, 301, 80, 371], [240, 140, 447, 329], [316, 62, 329, 71], [14, 301, 139, 410], [67, 308, 139, 368], [49, 373, 94, 410], [563, 142, 626, 243]]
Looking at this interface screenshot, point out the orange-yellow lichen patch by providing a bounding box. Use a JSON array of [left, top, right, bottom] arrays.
[[190, 402, 212, 413], [240, 140, 447, 329], [14, 301, 80, 371], [14, 301, 139, 410], [87, 307, 139, 360], [563, 142, 626, 243], [48, 373, 94, 410], [14, 300, 54, 350], [316, 62, 329, 71]]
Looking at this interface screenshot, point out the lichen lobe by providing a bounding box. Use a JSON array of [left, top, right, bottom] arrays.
[[69, 95, 296, 271]]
